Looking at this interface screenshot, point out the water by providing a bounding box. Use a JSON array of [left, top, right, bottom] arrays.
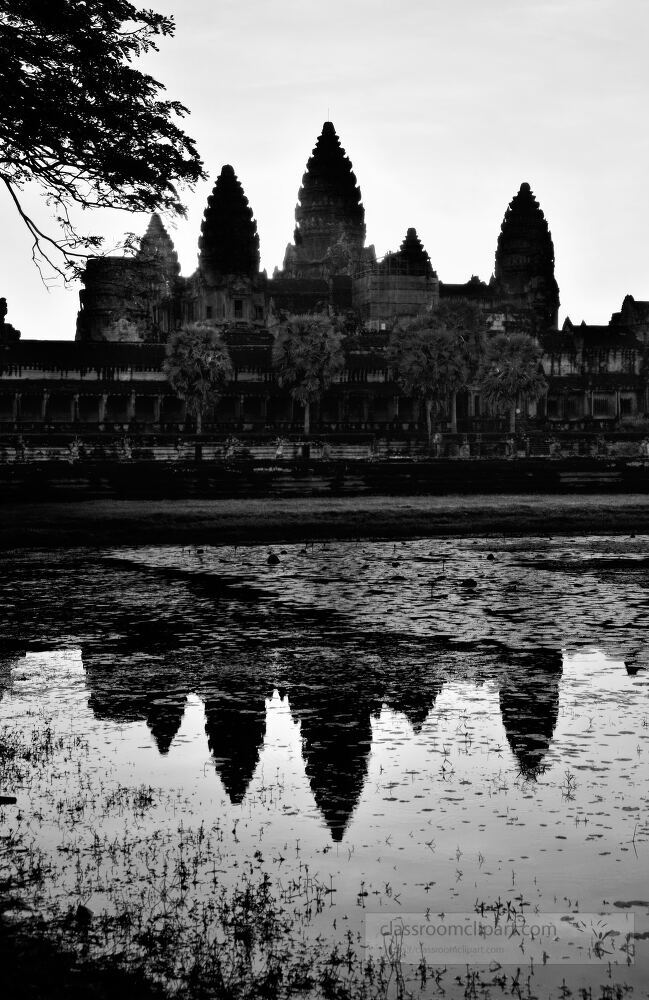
[[1, 536, 649, 997]]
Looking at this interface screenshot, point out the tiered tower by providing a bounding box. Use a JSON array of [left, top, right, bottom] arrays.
[[494, 182, 560, 330], [282, 122, 371, 278], [198, 165, 260, 280]]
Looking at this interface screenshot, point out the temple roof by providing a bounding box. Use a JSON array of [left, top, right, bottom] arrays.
[[199, 165, 260, 278]]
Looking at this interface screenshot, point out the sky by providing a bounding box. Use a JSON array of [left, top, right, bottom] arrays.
[[3, 0, 649, 340]]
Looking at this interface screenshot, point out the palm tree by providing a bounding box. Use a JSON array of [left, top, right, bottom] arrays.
[[478, 331, 547, 432], [387, 315, 471, 443], [433, 300, 487, 432], [272, 314, 344, 435], [163, 323, 233, 436]]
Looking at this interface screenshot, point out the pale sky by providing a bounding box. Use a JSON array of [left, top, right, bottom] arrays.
[[3, 0, 649, 340]]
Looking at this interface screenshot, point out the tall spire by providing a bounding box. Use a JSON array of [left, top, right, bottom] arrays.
[[494, 182, 559, 328], [199, 165, 260, 279], [288, 121, 366, 268]]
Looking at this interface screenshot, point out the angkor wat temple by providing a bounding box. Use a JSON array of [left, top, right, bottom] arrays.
[[2, 121, 649, 441]]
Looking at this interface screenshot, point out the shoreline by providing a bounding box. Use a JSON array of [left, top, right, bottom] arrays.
[[2, 494, 649, 550]]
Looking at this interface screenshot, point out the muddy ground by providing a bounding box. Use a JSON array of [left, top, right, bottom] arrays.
[[1, 493, 649, 550]]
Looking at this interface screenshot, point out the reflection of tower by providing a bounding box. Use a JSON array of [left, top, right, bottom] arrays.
[[498, 650, 562, 778], [289, 677, 380, 841], [84, 651, 187, 755], [202, 680, 269, 803], [386, 667, 444, 733]]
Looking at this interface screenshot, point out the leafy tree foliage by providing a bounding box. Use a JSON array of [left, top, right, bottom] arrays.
[[0, 1, 204, 278], [272, 314, 345, 435], [163, 325, 233, 435], [479, 331, 547, 432], [388, 312, 472, 441]]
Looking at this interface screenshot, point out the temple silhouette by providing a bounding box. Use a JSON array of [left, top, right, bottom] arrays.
[[2, 121, 648, 435]]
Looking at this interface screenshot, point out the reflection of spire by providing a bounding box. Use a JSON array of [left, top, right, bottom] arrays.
[[202, 683, 268, 803], [386, 669, 444, 733], [146, 691, 187, 755], [289, 679, 379, 841], [84, 651, 187, 755], [499, 650, 562, 778]]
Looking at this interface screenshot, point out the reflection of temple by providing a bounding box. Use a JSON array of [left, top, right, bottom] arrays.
[[498, 650, 562, 778], [385, 666, 444, 733], [201, 678, 271, 803], [84, 651, 188, 755], [78, 641, 565, 831], [288, 668, 382, 841]]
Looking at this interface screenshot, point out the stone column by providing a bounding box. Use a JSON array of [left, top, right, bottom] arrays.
[[12, 392, 21, 424], [260, 395, 268, 425], [127, 391, 136, 423], [153, 395, 162, 426], [390, 395, 400, 422], [41, 389, 49, 422], [70, 394, 79, 423], [98, 394, 108, 425]]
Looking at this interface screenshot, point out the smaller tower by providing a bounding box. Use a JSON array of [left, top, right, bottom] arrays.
[[193, 165, 263, 325], [136, 213, 180, 280], [198, 165, 260, 281], [353, 228, 439, 329], [76, 214, 181, 342]]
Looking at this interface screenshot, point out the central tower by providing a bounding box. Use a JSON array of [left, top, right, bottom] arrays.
[[282, 122, 372, 278]]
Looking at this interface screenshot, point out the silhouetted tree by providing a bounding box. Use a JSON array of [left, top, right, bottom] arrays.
[[479, 331, 547, 432], [272, 314, 344, 435], [0, 1, 203, 278], [388, 314, 471, 441], [163, 324, 233, 435]]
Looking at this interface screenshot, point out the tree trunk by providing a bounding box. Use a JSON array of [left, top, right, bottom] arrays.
[[450, 391, 458, 434], [509, 403, 516, 433], [425, 398, 433, 445], [196, 408, 202, 435], [304, 400, 311, 436]]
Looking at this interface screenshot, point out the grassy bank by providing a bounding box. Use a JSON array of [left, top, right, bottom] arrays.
[[2, 494, 649, 551]]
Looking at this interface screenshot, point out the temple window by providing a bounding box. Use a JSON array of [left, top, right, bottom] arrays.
[[206, 306, 213, 320], [234, 299, 243, 319]]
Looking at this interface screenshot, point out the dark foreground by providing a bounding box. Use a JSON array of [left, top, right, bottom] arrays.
[[2, 493, 649, 550]]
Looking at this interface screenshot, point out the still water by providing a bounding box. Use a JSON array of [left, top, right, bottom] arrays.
[[1, 536, 649, 997]]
